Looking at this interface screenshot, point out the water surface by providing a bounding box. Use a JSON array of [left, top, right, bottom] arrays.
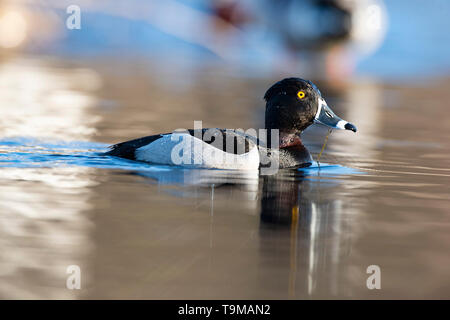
[[1, 57, 449, 299]]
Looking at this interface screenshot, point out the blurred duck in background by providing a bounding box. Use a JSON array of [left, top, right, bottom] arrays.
[[212, 0, 387, 80]]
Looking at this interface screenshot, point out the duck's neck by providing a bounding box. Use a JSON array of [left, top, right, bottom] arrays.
[[279, 132, 302, 148], [277, 131, 313, 168]]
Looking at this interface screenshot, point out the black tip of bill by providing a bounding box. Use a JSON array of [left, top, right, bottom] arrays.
[[344, 122, 357, 133]]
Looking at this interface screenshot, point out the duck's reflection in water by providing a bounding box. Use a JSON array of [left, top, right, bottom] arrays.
[[136, 167, 260, 204], [259, 170, 351, 297], [136, 166, 353, 298]]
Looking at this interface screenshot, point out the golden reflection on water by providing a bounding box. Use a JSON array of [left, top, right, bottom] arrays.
[[0, 58, 101, 298], [0, 57, 101, 139], [1, 57, 450, 299], [0, 167, 95, 299]]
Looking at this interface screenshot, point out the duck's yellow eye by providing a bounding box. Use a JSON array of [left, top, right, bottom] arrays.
[[297, 91, 305, 99]]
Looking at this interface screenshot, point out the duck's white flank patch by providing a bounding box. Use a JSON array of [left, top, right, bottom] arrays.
[[135, 133, 260, 170], [336, 120, 347, 130]]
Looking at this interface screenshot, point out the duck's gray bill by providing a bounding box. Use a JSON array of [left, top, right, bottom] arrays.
[[314, 98, 357, 132]]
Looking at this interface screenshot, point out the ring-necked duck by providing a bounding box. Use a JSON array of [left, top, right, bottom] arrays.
[[104, 78, 356, 170]]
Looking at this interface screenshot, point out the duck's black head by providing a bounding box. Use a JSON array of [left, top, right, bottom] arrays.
[[264, 78, 357, 146]]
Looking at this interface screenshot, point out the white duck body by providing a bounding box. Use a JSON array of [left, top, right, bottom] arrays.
[[135, 132, 260, 170]]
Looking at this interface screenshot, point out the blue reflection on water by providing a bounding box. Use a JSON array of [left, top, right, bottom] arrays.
[[302, 162, 363, 177], [0, 137, 170, 172]]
